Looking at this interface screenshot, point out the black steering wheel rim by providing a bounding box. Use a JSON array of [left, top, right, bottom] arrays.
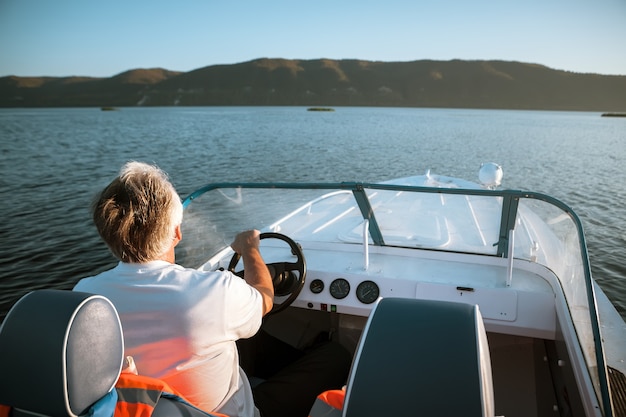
[[228, 232, 306, 315]]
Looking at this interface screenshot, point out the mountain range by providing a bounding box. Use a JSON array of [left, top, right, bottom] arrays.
[[1, 58, 625, 111]]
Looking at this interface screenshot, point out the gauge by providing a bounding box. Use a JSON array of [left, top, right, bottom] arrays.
[[309, 279, 324, 294], [356, 280, 380, 304], [329, 278, 350, 300]]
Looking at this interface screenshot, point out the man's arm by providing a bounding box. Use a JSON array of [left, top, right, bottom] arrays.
[[231, 230, 274, 315]]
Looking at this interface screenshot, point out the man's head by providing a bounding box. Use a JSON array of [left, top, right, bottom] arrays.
[[93, 161, 183, 263]]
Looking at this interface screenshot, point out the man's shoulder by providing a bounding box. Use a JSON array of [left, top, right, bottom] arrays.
[[73, 262, 241, 295], [165, 264, 245, 292], [169, 263, 230, 280]]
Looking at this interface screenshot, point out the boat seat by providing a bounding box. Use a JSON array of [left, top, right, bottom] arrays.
[[0, 289, 214, 417], [343, 297, 494, 417]]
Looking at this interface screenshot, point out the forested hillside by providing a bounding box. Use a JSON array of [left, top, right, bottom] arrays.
[[2, 59, 625, 111]]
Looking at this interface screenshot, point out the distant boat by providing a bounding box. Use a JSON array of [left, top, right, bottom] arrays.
[[307, 107, 334, 112], [601, 112, 626, 117], [100, 106, 118, 111]]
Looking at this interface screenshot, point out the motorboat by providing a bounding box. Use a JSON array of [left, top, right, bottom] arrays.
[[174, 163, 626, 417], [1, 163, 624, 417]]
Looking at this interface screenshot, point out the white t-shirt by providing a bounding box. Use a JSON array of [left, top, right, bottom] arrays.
[[74, 261, 263, 417]]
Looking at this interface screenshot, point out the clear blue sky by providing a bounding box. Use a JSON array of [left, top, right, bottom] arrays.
[[1, 0, 625, 78]]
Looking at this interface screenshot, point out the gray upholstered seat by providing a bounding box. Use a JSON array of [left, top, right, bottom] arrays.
[[343, 297, 494, 417], [0, 290, 124, 417], [0, 289, 215, 417]]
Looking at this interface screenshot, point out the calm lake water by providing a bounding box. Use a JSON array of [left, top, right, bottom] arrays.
[[1, 106, 625, 322]]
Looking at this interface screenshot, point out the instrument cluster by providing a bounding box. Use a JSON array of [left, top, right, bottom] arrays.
[[309, 278, 380, 304]]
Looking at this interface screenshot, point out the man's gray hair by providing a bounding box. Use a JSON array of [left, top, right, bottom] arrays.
[[92, 161, 183, 263]]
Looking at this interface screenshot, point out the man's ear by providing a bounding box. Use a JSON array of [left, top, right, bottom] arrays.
[[174, 224, 182, 243]]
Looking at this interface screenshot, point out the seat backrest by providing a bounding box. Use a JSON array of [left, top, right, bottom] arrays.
[[342, 297, 494, 417], [0, 290, 224, 417], [0, 289, 124, 417]]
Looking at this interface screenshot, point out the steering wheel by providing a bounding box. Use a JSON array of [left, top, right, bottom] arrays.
[[228, 232, 306, 315]]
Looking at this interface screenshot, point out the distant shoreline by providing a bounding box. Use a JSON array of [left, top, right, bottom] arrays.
[[2, 58, 625, 111]]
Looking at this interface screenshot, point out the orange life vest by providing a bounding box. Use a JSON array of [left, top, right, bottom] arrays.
[[0, 373, 229, 417], [308, 388, 345, 417], [114, 372, 229, 417]]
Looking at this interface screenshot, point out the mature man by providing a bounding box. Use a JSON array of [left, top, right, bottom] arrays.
[[74, 161, 350, 417]]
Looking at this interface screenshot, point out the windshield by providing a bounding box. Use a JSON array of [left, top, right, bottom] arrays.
[[177, 181, 609, 413]]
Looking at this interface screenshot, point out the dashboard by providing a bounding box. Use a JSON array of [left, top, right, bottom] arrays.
[[309, 278, 380, 304]]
